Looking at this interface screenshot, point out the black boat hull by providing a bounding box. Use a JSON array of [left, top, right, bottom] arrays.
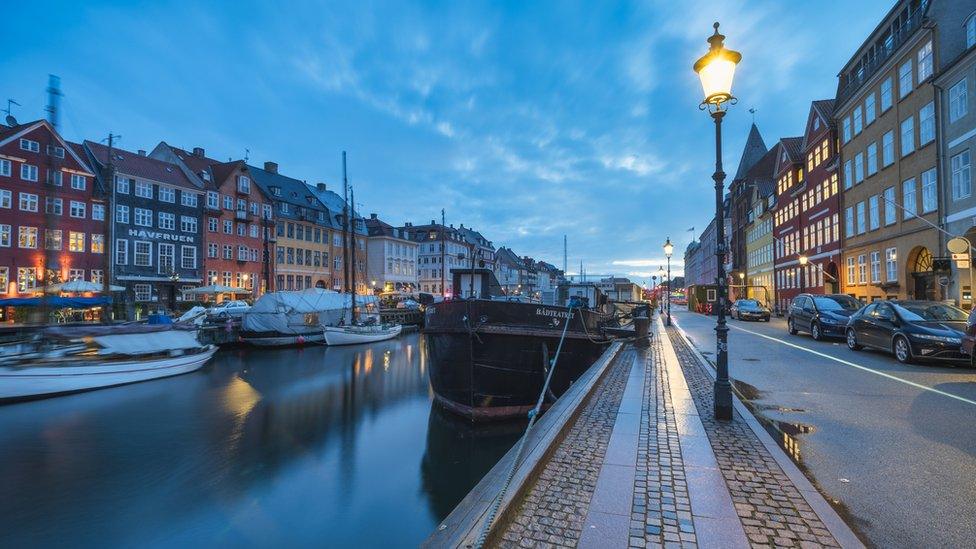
[[424, 300, 611, 420]]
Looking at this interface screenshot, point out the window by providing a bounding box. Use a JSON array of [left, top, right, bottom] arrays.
[[0, 159, 9, 177], [17, 268, 37, 293], [68, 231, 85, 252], [91, 234, 104, 254], [91, 270, 103, 285], [867, 142, 878, 175], [69, 200, 86, 218], [885, 248, 897, 282], [919, 102, 935, 145], [844, 160, 853, 189], [882, 131, 894, 167], [223, 245, 233, 260], [70, 174, 86, 190], [0, 267, 7, 293], [869, 195, 879, 230], [92, 204, 105, 221], [854, 152, 864, 183], [880, 77, 893, 111], [181, 216, 197, 233], [223, 220, 233, 234], [159, 186, 175, 203], [249, 224, 258, 238], [116, 205, 130, 224], [44, 229, 61, 250], [952, 150, 972, 200], [921, 168, 937, 213], [869, 251, 881, 283], [158, 212, 175, 230], [280, 202, 290, 214], [0, 190, 9, 208], [134, 241, 152, 267], [116, 239, 128, 265], [968, 14, 976, 48], [884, 187, 896, 225], [917, 41, 933, 82], [853, 106, 863, 135], [20, 164, 38, 181], [135, 181, 153, 198], [116, 176, 130, 194], [903, 178, 917, 218], [45, 197, 62, 215], [856, 201, 866, 234], [208, 218, 218, 232], [223, 195, 233, 210], [19, 192, 38, 212], [207, 191, 219, 209], [842, 117, 852, 143], [845, 207, 854, 237], [846, 257, 856, 285], [47, 170, 62, 186], [181, 245, 197, 269], [208, 243, 218, 258], [158, 243, 175, 273], [134, 284, 151, 302], [134, 208, 152, 227], [865, 93, 876, 126], [858, 254, 867, 284], [182, 191, 198, 207], [237, 175, 250, 194], [899, 59, 913, 98], [900, 117, 914, 156], [950, 78, 968, 123], [0, 225, 9, 247], [16, 225, 39, 250], [19, 138, 39, 152]]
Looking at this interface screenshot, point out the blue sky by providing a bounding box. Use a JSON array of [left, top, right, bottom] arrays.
[[2, 0, 890, 282]]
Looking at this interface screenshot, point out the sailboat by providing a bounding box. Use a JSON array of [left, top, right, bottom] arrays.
[[322, 154, 401, 346]]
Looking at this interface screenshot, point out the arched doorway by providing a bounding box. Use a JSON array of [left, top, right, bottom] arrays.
[[907, 246, 935, 300], [824, 262, 840, 294], [315, 280, 326, 289]]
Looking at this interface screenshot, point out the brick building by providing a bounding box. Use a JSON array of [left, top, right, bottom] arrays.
[[771, 137, 806, 311]]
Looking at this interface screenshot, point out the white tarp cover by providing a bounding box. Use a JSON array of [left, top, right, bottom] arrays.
[[93, 330, 202, 355], [243, 289, 379, 334]]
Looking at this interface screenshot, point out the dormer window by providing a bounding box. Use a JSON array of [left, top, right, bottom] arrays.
[[19, 139, 39, 153], [271, 186, 281, 196], [46, 145, 65, 158], [201, 172, 211, 181], [237, 175, 250, 194], [280, 203, 290, 213]]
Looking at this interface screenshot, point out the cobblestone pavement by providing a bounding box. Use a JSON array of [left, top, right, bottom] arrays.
[[666, 327, 840, 548], [631, 340, 697, 548], [496, 348, 634, 548]]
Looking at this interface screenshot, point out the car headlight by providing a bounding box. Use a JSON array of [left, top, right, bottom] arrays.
[[819, 316, 836, 324], [911, 333, 962, 344]]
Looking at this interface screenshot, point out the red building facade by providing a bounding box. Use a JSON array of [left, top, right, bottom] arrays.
[[0, 120, 103, 296], [771, 137, 806, 312]]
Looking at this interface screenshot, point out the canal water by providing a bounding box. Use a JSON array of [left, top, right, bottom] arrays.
[[0, 333, 523, 548]]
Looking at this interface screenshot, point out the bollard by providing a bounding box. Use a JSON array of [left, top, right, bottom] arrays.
[[634, 304, 650, 348]]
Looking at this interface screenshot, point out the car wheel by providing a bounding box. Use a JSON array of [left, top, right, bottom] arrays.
[[970, 352, 976, 370], [846, 329, 862, 351], [893, 336, 914, 364], [217, 312, 228, 319], [788, 318, 798, 335], [811, 322, 823, 341]]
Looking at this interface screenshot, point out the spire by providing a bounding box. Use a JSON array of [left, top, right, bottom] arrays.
[[733, 123, 767, 181]]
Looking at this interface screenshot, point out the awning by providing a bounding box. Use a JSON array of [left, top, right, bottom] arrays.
[[183, 285, 252, 295], [0, 296, 112, 307], [43, 280, 126, 293]]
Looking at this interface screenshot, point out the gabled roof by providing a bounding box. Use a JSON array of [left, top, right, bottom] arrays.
[[0, 119, 95, 175], [802, 100, 837, 151], [366, 215, 398, 237], [458, 226, 494, 249], [733, 124, 768, 181], [306, 182, 366, 234], [83, 141, 198, 189], [164, 144, 217, 175], [249, 164, 335, 227], [779, 137, 804, 163]]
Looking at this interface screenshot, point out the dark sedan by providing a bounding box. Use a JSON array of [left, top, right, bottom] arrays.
[[787, 294, 861, 341], [845, 301, 968, 364], [730, 299, 771, 321]]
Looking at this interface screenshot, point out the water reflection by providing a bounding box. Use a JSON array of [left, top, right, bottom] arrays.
[[0, 334, 518, 548]]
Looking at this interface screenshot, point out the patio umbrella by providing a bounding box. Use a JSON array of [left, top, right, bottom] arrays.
[[44, 280, 126, 293], [182, 284, 252, 295]]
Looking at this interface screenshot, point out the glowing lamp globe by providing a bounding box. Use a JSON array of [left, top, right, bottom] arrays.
[[799, 255, 809, 266], [693, 23, 741, 107], [663, 237, 674, 258]]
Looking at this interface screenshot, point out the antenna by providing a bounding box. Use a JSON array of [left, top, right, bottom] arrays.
[[45, 75, 62, 129], [3, 99, 20, 127], [244, 148, 250, 162], [563, 235, 567, 274]]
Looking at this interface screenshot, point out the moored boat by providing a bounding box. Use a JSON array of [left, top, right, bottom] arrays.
[[323, 323, 403, 346], [0, 324, 216, 402], [240, 288, 379, 347], [424, 269, 615, 421]]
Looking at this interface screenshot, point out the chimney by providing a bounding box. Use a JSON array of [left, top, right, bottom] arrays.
[[370, 213, 378, 219], [137, 149, 146, 156], [460, 223, 465, 228], [265, 161, 278, 174], [316, 182, 326, 192], [431, 219, 436, 225], [192, 147, 205, 157]]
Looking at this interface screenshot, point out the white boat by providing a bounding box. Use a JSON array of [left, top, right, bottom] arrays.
[[0, 325, 217, 402], [323, 324, 403, 346], [241, 288, 380, 347]]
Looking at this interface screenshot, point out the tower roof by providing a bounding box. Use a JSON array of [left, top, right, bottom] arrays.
[[733, 123, 768, 181]]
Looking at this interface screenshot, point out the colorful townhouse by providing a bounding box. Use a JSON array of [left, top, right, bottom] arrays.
[[771, 137, 806, 312]]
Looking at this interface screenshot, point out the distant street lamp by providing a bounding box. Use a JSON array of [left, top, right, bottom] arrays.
[[663, 237, 674, 326], [694, 21, 741, 421], [798, 255, 808, 293], [738, 271, 745, 300]]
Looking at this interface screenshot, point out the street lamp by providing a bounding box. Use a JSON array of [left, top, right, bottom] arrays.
[[738, 271, 745, 300], [694, 21, 740, 421], [663, 237, 673, 326], [798, 255, 808, 293]]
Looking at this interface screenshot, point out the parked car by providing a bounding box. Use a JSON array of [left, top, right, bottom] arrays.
[[845, 300, 968, 364], [210, 300, 251, 319], [787, 294, 862, 341], [730, 299, 770, 321], [962, 308, 976, 368]]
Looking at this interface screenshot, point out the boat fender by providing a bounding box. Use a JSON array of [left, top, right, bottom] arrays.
[[296, 335, 305, 345]]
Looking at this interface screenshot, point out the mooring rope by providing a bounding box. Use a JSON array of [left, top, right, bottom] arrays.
[[473, 304, 577, 549]]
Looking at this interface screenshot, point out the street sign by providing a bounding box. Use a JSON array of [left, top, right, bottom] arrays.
[[947, 237, 971, 254], [952, 252, 971, 261], [959, 260, 971, 269]]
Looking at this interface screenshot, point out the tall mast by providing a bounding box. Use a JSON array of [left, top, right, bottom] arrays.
[[440, 208, 446, 298], [350, 185, 358, 324], [41, 75, 63, 323], [102, 133, 118, 321], [342, 151, 350, 294]]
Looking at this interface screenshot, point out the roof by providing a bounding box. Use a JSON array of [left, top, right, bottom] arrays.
[[0, 119, 95, 175], [164, 144, 217, 175], [812, 99, 835, 121], [83, 141, 198, 189], [366, 215, 407, 239], [249, 164, 335, 227], [458, 226, 493, 249], [733, 124, 768, 181], [306, 182, 366, 235], [779, 137, 804, 163]]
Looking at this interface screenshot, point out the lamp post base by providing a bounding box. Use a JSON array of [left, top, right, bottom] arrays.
[[713, 379, 733, 420]]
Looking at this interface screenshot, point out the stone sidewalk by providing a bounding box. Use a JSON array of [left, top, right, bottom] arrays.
[[493, 318, 863, 549]]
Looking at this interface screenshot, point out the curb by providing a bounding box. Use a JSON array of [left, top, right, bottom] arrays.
[[668, 317, 865, 549]]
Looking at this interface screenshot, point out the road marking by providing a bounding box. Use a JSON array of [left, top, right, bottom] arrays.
[[676, 317, 976, 408]]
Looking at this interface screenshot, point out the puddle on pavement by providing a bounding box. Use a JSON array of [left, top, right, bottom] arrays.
[[730, 379, 816, 465], [732, 379, 763, 400]]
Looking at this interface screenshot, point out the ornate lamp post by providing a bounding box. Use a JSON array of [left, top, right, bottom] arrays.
[[694, 22, 741, 421], [657, 266, 665, 314], [663, 237, 674, 326], [798, 255, 808, 293]]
